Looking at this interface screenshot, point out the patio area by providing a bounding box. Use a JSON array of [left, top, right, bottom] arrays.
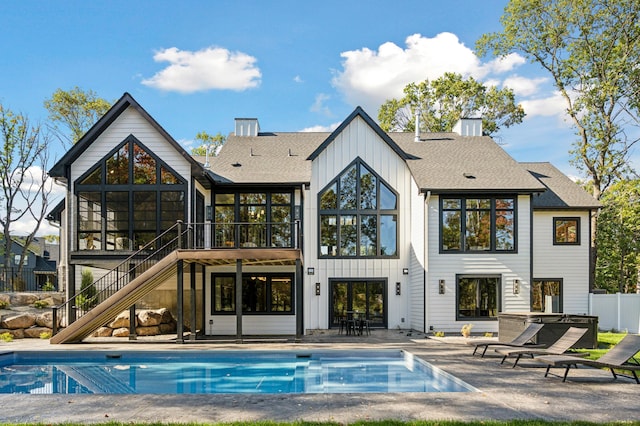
[[0, 329, 638, 423]]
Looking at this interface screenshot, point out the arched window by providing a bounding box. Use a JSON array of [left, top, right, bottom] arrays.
[[318, 158, 398, 258], [75, 136, 187, 251]]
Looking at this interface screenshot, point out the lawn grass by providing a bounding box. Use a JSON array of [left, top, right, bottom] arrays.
[[575, 331, 628, 360], [1, 421, 639, 426]]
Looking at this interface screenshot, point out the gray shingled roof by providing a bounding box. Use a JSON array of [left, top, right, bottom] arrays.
[[392, 133, 546, 193], [208, 132, 329, 184], [522, 162, 601, 209]]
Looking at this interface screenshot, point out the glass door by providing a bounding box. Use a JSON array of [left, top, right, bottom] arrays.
[[329, 279, 386, 328]]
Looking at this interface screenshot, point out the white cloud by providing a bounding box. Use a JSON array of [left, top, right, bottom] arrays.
[[310, 93, 332, 116], [520, 92, 568, 119], [142, 46, 261, 93], [502, 75, 547, 97], [300, 122, 341, 132], [484, 53, 526, 73], [293, 75, 303, 83], [332, 32, 490, 112]]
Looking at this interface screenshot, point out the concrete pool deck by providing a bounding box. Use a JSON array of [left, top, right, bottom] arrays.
[[1, 330, 638, 424]]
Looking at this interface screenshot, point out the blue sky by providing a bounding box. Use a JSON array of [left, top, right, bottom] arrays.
[[1, 1, 627, 235]]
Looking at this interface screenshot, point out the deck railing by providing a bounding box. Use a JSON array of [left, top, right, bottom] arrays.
[[52, 220, 301, 335]]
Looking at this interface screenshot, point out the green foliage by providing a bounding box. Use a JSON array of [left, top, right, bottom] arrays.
[[476, 0, 640, 200], [595, 179, 640, 293], [42, 281, 56, 291], [0, 300, 8, 309], [39, 331, 52, 339], [44, 86, 112, 145], [78, 268, 97, 309], [191, 131, 226, 157], [0, 332, 13, 342], [377, 72, 525, 135], [33, 299, 49, 309]]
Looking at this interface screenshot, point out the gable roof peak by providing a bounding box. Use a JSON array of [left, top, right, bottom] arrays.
[[307, 106, 409, 161]]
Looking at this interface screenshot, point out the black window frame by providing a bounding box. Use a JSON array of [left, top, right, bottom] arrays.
[[210, 273, 295, 315], [553, 217, 581, 245], [74, 135, 187, 251], [318, 157, 399, 259], [456, 274, 502, 321], [531, 278, 563, 313], [440, 195, 517, 253]]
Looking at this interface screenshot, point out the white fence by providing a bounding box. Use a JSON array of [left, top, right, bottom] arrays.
[[589, 293, 640, 333]]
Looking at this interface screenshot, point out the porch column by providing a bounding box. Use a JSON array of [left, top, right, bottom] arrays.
[[235, 259, 243, 343], [176, 259, 184, 343], [295, 258, 303, 341], [189, 262, 197, 342]]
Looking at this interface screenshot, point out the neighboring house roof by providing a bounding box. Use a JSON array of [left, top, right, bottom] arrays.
[[48, 92, 205, 185], [34, 256, 56, 273], [392, 133, 546, 194], [522, 162, 601, 209]]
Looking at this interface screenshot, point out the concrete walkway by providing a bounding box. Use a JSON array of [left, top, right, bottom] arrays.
[[1, 330, 639, 423]]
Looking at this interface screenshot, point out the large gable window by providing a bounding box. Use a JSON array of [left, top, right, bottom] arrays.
[[76, 136, 186, 251], [441, 196, 516, 253], [319, 158, 398, 258]]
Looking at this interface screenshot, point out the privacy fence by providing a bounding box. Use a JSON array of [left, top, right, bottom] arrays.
[[589, 293, 640, 333]]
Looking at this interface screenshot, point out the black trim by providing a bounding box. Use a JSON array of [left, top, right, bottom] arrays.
[[210, 272, 295, 315], [531, 278, 563, 312], [553, 217, 581, 245], [307, 106, 411, 161], [455, 274, 501, 321]]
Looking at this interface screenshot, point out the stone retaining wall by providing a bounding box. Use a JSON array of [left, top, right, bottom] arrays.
[[0, 292, 177, 339]]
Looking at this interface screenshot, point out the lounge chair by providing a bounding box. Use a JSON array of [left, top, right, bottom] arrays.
[[535, 334, 640, 383], [495, 326, 588, 367], [467, 322, 545, 357]]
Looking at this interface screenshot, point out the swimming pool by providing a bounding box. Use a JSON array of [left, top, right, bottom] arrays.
[[0, 350, 476, 394]]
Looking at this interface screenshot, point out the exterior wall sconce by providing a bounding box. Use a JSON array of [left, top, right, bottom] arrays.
[[307, 267, 315, 275], [315, 282, 321, 296], [438, 279, 445, 295], [513, 279, 520, 294], [402, 268, 409, 275], [395, 282, 401, 295]]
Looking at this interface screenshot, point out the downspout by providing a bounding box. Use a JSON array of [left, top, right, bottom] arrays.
[[424, 190, 431, 333]]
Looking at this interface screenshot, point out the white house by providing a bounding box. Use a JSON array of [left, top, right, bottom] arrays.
[[47, 93, 599, 343]]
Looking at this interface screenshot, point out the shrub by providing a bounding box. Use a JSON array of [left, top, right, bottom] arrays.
[[33, 300, 49, 309], [0, 300, 8, 309], [0, 332, 13, 343], [461, 323, 474, 337], [434, 331, 445, 337], [39, 331, 52, 339], [79, 269, 97, 308], [42, 281, 56, 291]]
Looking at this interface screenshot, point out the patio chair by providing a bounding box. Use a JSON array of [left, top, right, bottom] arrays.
[[535, 333, 640, 383], [467, 322, 545, 357], [495, 326, 588, 367]]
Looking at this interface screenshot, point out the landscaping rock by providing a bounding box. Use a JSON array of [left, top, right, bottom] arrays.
[[112, 327, 130, 337], [93, 326, 113, 337], [36, 311, 58, 329], [109, 311, 136, 328], [0, 328, 24, 339], [10, 293, 39, 306], [159, 322, 177, 334], [1, 313, 36, 329], [23, 326, 51, 338], [136, 325, 160, 336], [138, 309, 163, 326], [0, 294, 9, 305]]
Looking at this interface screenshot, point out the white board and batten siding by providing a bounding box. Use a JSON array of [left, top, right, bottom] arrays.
[[427, 194, 533, 334], [303, 115, 414, 331], [407, 178, 426, 332], [532, 211, 591, 314], [69, 106, 194, 249]]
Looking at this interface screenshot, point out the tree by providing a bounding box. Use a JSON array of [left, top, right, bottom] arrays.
[[377, 72, 525, 135], [0, 103, 52, 287], [44, 87, 112, 146], [476, 0, 640, 201], [595, 179, 640, 293], [190, 131, 226, 157]]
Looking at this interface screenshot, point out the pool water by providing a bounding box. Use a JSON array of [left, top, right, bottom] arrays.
[[0, 350, 476, 394]]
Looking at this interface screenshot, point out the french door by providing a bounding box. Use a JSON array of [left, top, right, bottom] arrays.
[[329, 279, 386, 328]]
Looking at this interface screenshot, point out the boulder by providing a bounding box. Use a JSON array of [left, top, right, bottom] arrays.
[[112, 327, 130, 337], [23, 326, 52, 338], [10, 293, 38, 306], [0, 294, 9, 305], [1, 313, 36, 329], [36, 311, 59, 328], [109, 311, 136, 328], [136, 325, 160, 336], [159, 322, 177, 334], [0, 328, 24, 339], [38, 297, 56, 307], [137, 309, 163, 327], [93, 326, 113, 337], [159, 308, 174, 324]]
